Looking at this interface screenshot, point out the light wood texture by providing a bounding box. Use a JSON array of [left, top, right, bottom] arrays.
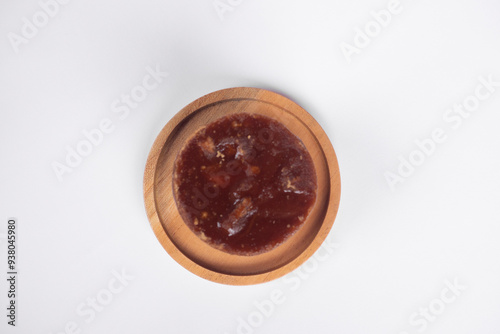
[[143, 87, 341, 285]]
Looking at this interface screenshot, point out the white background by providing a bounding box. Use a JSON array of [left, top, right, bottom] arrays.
[[1, 0, 500, 333]]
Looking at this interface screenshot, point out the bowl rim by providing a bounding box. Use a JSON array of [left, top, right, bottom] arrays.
[[143, 87, 341, 285]]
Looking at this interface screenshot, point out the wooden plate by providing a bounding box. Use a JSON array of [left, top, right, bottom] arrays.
[[143, 87, 340, 285]]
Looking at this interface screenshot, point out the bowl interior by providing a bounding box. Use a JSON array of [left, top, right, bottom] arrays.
[[153, 97, 330, 276]]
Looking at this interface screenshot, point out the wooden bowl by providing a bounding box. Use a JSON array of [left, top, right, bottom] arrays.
[[143, 87, 341, 285]]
